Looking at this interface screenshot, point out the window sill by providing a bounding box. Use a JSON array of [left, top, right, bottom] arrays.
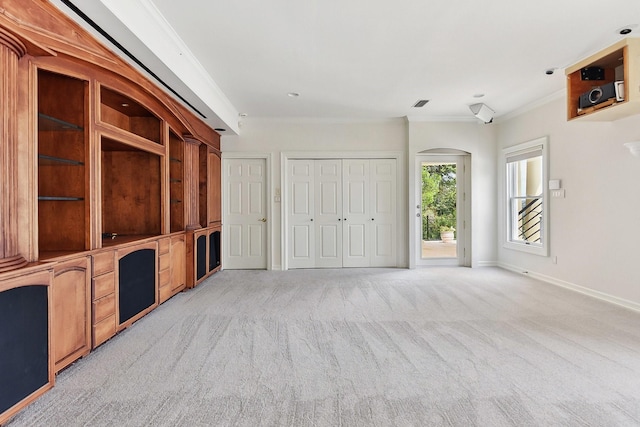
[[504, 241, 548, 257]]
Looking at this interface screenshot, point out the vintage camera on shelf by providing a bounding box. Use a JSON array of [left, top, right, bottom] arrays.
[[578, 81, 624, 109]]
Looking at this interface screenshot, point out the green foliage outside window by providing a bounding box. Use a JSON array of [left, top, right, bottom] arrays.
[[421, 164, 456, 240]]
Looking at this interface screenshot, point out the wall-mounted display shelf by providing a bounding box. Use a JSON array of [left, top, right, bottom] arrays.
[[566, 38, 640, 121]]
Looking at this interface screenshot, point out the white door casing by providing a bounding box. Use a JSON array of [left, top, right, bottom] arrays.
[[223, 158, 267, 269]]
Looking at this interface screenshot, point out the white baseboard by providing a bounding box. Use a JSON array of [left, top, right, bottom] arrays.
[[476, 261, 498, 267], [498, 262, 640, 313]]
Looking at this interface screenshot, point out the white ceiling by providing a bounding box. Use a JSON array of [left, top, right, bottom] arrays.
[[54, 0, 640, 131]]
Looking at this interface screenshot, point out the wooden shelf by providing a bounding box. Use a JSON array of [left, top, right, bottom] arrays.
[[38, 113, 83, 132], [38, 196, 84, 201], [38, 154, 84, 166], [566, 38, 640, 121]]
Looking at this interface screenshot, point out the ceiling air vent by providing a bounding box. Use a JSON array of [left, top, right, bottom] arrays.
[[413, 100, 429, 108]]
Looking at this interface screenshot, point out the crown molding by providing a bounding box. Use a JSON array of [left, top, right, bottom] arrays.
[[499, 89, 565, 122], [96, 0, 239, 133]]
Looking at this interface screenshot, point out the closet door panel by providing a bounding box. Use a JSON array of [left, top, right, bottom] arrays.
[[342, 160, 370, 267], [288, 160, 315, 268], [370, 159, 397, 267], [315, 160, 342, 268]]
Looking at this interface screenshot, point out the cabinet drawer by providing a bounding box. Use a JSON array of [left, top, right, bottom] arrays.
[[93, 251, 114, 276], [159, 283, 172, 303], [158, 237, 170, 254], [93, 314, 116, 348], [92, 272, 115, 300], [93, 293, 115, 324], [158, 252, 170, 271], [159, 268, 170, 288]]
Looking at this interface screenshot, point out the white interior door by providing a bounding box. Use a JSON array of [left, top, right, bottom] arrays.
[[315, 160, 342, 268], [288, 160, 315, 268], [342, 159, 370, 267], [370, 159, 397, 267], [223, 158, 267, 269]]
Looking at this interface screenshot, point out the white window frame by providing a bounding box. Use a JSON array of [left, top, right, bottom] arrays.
[[503, 136, 549, 256]]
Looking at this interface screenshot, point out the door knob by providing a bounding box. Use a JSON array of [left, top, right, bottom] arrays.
[[259, 218, 267, 222]]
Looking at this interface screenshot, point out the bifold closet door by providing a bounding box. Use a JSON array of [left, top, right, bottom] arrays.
[[314, 160, 342, 268], [288, 160, 315, 268], [288, 158, 396, 269], [369, 159, 397, 267], [342, 159, 370, 267], [342, 158, 397, 267], [288, 160, 342, 269]]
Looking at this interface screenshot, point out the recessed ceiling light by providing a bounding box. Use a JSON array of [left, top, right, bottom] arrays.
[[287, 92, 300, 98], [473, 94, 485, 98], [239, 112, 248, 117], [617, 24, 638, 35]]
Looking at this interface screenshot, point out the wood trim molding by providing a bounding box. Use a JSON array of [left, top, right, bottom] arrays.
[[183, 136, 201, 230], [0, 27, 26, 57], [0, 36, 27, 270]]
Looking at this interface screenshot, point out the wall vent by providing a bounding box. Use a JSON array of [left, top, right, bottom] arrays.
[[413, 100, 429, 108]]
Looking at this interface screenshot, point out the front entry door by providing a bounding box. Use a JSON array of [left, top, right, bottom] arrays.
[[223, 158, 267, 269]]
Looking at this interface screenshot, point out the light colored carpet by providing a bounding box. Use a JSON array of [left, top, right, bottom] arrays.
[[7, 267, 640, 426]]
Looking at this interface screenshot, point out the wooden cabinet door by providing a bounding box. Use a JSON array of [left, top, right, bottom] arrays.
[[52, 257, 91, 372], [170, 234, 186, 293]]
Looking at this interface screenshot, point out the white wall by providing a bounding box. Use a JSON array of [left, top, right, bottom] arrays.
[[221, 118, 408, 269], [497, 96, 640, 307], [407, 120, 498, 267]]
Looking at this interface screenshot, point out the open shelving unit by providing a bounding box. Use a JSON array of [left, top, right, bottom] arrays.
[[100, 137, 162, 246], [37, 70, 88, 258], [100, 86, 162, 143], [169, 130, 185, 232]]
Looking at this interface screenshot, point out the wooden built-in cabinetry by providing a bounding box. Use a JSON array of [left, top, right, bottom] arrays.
[[0, 1, 223, 423], [91, 250, 116, 349], [566, 38, 640, 121], [52, 256, 91, 373]]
